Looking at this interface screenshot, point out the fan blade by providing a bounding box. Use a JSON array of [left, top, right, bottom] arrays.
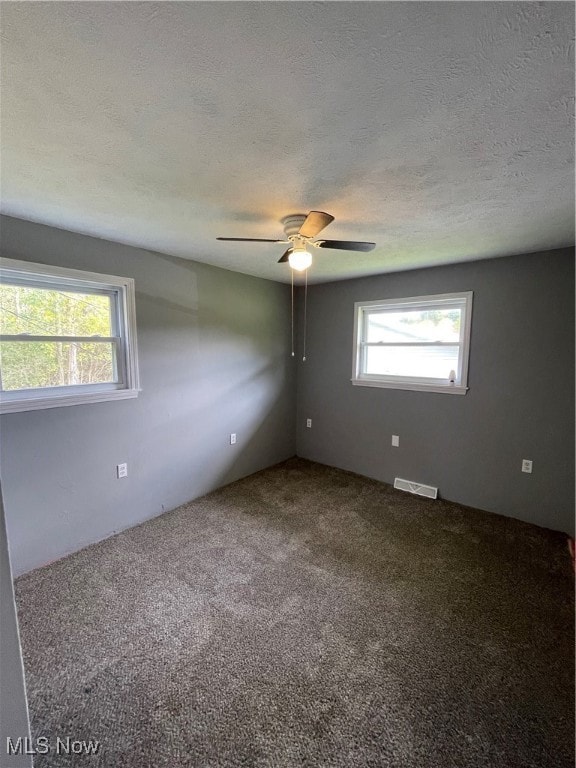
[[217, 237, 285, 242], [317, 240, 376, 252], [298, 211, 334, 238], [278, 248, 293, 263]]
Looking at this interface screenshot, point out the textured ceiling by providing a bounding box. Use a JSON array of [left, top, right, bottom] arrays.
[[1, 1, 574, 284]]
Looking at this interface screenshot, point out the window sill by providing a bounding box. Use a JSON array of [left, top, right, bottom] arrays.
[[0, 388, 140, 414], [351, 378, 468, 395]]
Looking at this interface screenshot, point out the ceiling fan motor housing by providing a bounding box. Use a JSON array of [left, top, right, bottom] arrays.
[[281, 214, 308, 239]]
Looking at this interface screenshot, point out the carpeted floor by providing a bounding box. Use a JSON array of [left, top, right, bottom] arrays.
[[15, 458, 575, 768]]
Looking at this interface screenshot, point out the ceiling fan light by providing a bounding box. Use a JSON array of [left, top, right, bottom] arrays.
[[288, 249, 312, 271]]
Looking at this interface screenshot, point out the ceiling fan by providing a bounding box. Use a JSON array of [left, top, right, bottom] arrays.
[[217, 211, 375, 271]]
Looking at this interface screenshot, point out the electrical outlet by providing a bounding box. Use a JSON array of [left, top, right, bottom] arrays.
[[230, 433, 237, 445], [391, 435, 399, 447], [306, 418, 312, 428], [521, 459, 533, 474], [117, 463, 128, 479]]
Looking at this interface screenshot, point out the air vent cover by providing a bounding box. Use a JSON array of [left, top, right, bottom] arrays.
[[394, 477, 438, 499]]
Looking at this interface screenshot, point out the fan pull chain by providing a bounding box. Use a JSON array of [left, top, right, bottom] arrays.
[[302, 268, 308, 362], [290, 268, 295, 357]]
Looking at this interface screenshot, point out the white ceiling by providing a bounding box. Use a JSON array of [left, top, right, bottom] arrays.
[[1, 2, 574, 284]]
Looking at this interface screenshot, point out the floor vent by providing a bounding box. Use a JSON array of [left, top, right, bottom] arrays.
[[394, 477, 438, 499]]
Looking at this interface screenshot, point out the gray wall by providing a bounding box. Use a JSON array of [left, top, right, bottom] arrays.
[[296, 248, 575, 535], [0, 482, 32, 768], [0, 215, 296, 575]]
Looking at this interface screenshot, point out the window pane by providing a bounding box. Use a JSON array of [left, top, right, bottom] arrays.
[[0, 285, 112, 337], [0, 341, 117, 390], [365, 345, 460, 379], [366, 308, 461, 343]]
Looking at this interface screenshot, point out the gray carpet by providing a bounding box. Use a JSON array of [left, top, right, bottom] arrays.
[[15, 458, 574, 768]]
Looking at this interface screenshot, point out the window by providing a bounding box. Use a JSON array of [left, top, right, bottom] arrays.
[[0, 258, 139, 413], [352, 292, 473, 394]]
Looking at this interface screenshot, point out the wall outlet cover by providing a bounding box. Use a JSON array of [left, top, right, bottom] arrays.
[[392, 435, 399, 447]]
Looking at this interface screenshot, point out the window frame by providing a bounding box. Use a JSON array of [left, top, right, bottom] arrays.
[[0, 257, 140, 413], [352, 291, 473, 395]]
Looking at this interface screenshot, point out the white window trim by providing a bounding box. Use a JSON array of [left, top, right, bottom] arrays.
[[352, 291, 473, 395], [0, 257, 140, 413]]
